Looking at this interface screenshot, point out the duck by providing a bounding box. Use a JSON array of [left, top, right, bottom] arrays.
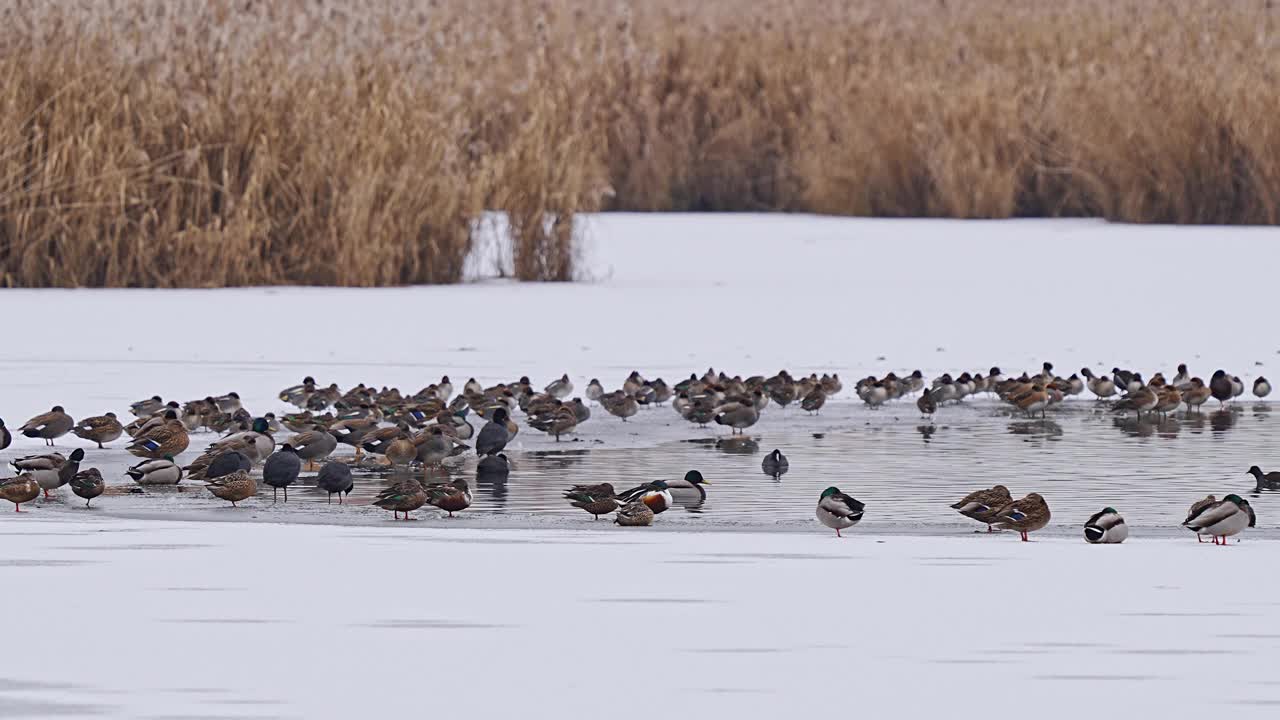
[[262, 445, 302, 502], [71, 413, 124, 448], [1247, 465, 1280, 492], [1083, 507, 1128, 544], [614, 501, 655, 527], [1081, 368, 1117, 399], [475, 407, 512, 455], [330, 416, 379, 457], [1117, 384, 1158, 418], [713, 401, 759, 434], [425, 479, 472, 517], [1011, 384, 1050, 418], [1231, 375, 1245, 400], [316, 461, 354, 504], [585, 379, 604, 403], [616, 480, 673, 515], [385, 437, 418, 468], [1255, 377, 1272, 399], [286, 426, 338, 471], [816, 487, 864, 537], [477, 453, 510, 476], [800, 389, 827, 414], [19, 406, 74, 446], [569, 398, 591, 423], [1172, 364, 1193, 391], [667, 470, 710, 502], [1182, 378, 1211, 411], [950, 484, 1013, 532], [1183, 494, 1254, 545], [69, 468, 105, 508], [212, 392, 242, 413], [531, 406, 578, 441], [1209, 370, 1234, 407], [20, 448, 85, 498], [1152, 385, 1182, 417], [414, 425, 470, 466], [564, 482, 619, 519], [279, 377, 317, 408], [991, 493, 1051, 541], [216, 418, 275, 460], [545, 373, 574, 400], [0, 418, 10, 451], [761, 449, 789, 479], [603, 393, 639, 421], [130, 395, 166, 418], [0, 474, 40, 512], [125, 456, 183, 485], [187, 449, 252, 482], [126, 411, 190, 459], [373, 478, 427, 520], [206, 470, 257, 507], [1183, 495, 1217, 542], [916, 388, 937, 418]]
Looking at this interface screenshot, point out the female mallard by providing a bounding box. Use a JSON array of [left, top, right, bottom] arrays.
[[602, 393, 639, 421], [950, 485, 1013, 532], [316, 461, 354, 504], [19, 406, 74, 446], [206, 470, 256, 507], [126, 456, 183, 485], [0, 474, 40, 512], [0, 418, 9, 451], [126, 412, 189, 459], [1183, 494, 1254, 545], [1083, 507, 1128, 544], [615, 501, 654, 527], [70, 468, 105, 508], [373, 478, 427, 520], [287, 426, 338, 471], [991, 493, 1051, 541], [713, 401, 759, 434], [816, 487, 864, 537], [72, 413, 124, 448], [425, 479, 472, 517], [262, 445, 302, 502], [762, 449, 789, 479], [616, 480, 673, 515], [564, 482, 619, 519], [1183, 495, 1216, 542]]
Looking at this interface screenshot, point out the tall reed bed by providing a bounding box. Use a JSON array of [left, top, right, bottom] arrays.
[[1, 0, 1277, 287]]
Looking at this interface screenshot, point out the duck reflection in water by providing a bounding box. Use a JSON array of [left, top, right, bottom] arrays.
[[1007, 419, 1063, 439], [715, 436, 759, 455]]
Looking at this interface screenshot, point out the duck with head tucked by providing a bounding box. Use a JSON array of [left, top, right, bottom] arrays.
[[1183, 494, 1254, 545], [72, 413, 124, 449], [990, 493, 1051, 541], [19, 406, 74, 446], [816, 487, 864, 538], [950, 485, 1012, 532]]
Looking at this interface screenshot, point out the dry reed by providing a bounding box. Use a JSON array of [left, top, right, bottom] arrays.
[[2, 0, 1277, 288]]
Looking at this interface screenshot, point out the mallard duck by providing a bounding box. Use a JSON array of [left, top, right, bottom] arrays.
[[279, 377, 317, 408], [287, 427, 338, 471], [384, 437, 418, 468], [477, 453, 510, 475], [126, 456, 183, 485], [816, 487, 864, 537], [373, 478, 427, 519], [330, 416, 378, 456], [602, 393, 639, 421], [0, 418, 10, 451], [616, 480, 673, 515], [215, 418, 275, 460], [126, 412, 189, 459], [713, 402, 759, 434], [614, 501, 654, 527], [1255, 377, 1272, 399], [438, 411, 474, 440], [916, 389, 937, 418], [130, 396, 166, 418], [564, 482, 618, 519], [532, 406, 578, 441], [71, 413, 124, 448], [950, 484, 1013, 531], [70, 468, 105, 507], [13, 448, 84, 498], [1183, 494, 1255, 545], [316, 461, 354, 504], [762, 449, 789, 478], [0, 474, 40, 512], [19, 406, 74, 446], [212, 392, 242, 413], [425, 479, 472, 517], [262, 445, 302, 502], [667, 470, 710, 502], [1210, 370, 1234, 407], [1184, 495, 1217, 542], [545, 373, 574, 400], [206, 470, 256, 507], [1083, 507, 1128, 544], [1248, 465, 1280, 491], [801, 389, 827, 414], [414, 425, 469, 466], [991, 493, 1051, 541], [476, 407, 512, 456]]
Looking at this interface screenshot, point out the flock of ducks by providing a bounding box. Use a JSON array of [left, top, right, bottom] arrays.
[[0, 363, 1271, 541]]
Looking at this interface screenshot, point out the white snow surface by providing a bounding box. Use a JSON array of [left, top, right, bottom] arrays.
[[3, 516, 1279, 718]]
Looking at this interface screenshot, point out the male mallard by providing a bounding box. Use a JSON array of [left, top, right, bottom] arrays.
[[287, 427, 338, 471], [69, 468, 105, 508], [667, 470, 710, 502], [0, 474, 40, 512], [545, 373, 574, 400], [615, 501, 654, 527], [616, 480, 673, 515], [262, 445, 302, 502], [373, 478, 427, 520], [15, 448, 84, 498], [475, 407, 512, 456], [19, 406, 74, 446], [1248, 465, 1280, 491], [425, 479, 472, 517], [1183, 494, 1254, 545], [477, 453, 510, 476], [125, 456, 183, 485], [206, 470, 256, 507], [991, 493, 1051, 541], [1184, 495, 1217, 542], [950, 485, 1013, 532], [126, 411, 189, 459], [0, 418, 9, 451], [215, 418, 275, 460], [71, 413, 124, 449], [564, 482, 619, 519], [816, 487, 864, 537], [1083, 507, 1128, 544], [761, 449, 789, 479], [1255, 377, 1272, 399], [316, 461, 354, 504]]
